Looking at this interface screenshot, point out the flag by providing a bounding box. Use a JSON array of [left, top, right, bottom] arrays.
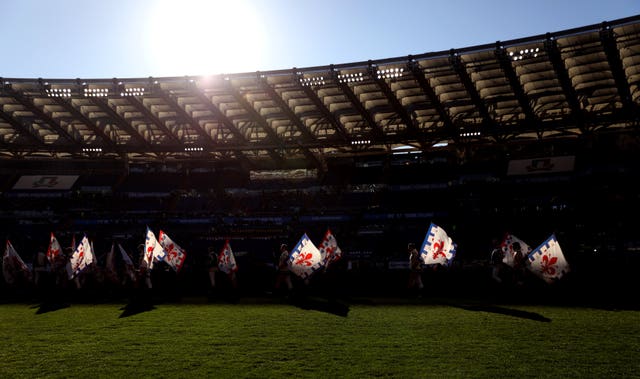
[[47, 232, 62, 266], [69, 235, 95, 279], [218, 240, 238, 274], [159, 230, 187, 272], [144, 227, 165, 269], [106, 242, 116, 273], [117, 243, 137, 282], [499, 233, 532, 267], [319, 229, 342, 267], [3, 240, 32, 284], [419, 223, 457, 266], [289, 233, 323, 279], [527, 234, 570, 284]]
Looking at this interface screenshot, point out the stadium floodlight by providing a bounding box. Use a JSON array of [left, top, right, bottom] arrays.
[[84, 87, 109, 97], [121, 87, 146, 97], [351, 139, 371, 145], [459, 131, 481, 137], [299, 76, 325, 87], [376, 67, 404, 80], [338, 72, 365, 84], [46, 87, 72, 98], [510, 47, 539, 61], [82, 147, 102, 152], [184, 147, 204, 152]]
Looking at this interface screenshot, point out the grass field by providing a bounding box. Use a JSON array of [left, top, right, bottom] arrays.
[[1, 296, 639, 378]]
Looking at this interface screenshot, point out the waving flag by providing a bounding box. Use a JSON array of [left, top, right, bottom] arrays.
[[289, 233, 323, 279], [69, 235, 95, 279], [46, 232, 62, 266], [144, 227, 165, 269], [319, 229, 342, 267], [3, 240, 32, 284], [117, 243, 137, 282], [159, 230, 187, 272], [500, 233, 532, 267], [218, 240, 238, 274], [527, 234, 570, 284], [419, 223, 457, 266]]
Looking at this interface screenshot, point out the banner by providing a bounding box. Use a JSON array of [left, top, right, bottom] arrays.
[[500, 234, 531, 268], [507, 156, 575, 176], [289, 233, 323, 279], [319, 229, 342, 267], [13, 175, 79, 190], [159, 230, 187, 272], [527, 234, 570, 284], [419, 223, 456, 266], [69, 235, 95, 279], [144, 227, 165, 269], [3, 240, 32, 284], [47, 232, 63, 265], [218, 240, 238, 274]]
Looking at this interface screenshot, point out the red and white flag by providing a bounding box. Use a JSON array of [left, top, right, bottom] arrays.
[[319, 229, 342, 267], [218, 240, 238, 274], [500, 233, 532, 267], [47, 232, 62, 266], [69, 235, 95, 279], [144, 227, 165, 269], [159, 230, 187, 272], [419, 223, 457, 266], [527, 234, 570, 284], [289, 233, 323, 279], [3, 240, 32, 284]]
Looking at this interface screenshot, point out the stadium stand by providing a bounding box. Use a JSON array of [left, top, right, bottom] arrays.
[[1, 15, 640, 303]]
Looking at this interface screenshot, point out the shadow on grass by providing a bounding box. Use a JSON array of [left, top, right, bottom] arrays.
[[291, 295, 350, 317], [449, 303, 551, 322], [34, 302, 70, 314], [119, 301, 156, 318]]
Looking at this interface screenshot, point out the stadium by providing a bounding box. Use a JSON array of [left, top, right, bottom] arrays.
[[1, 13, 640, 377], [2, 14, 639, 295]]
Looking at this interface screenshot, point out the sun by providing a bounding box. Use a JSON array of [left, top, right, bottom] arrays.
[[147, 0, 268, 77]]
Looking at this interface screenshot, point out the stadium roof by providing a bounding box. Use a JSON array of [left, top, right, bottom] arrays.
[[1, 15, 639, 170]]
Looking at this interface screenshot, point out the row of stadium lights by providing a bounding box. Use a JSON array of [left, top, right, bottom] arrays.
[[184, 147, 204, 152], [44, 82, 145, 98], [82, 147, 102, 152], [510, 48, 540, 60], [351, 139, 371, 145], [460, 131, 481, 137]]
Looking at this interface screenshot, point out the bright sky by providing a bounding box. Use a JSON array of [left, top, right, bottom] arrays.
[[1, 0, 638, 79]]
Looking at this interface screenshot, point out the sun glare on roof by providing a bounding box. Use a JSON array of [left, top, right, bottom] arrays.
[[147, 0, 268, 76]]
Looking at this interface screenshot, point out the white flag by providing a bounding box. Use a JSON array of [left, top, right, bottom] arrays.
[[47, 232, 62, 266], [419, 223, 457, 266], [218, 240, 238, 274], [527, 234, 570, 284], [117, 243, 137, 282], [69, 235, 95, 279], [289, 233, 323, 279], [500, 233, 532, 267], [144, 227, 165, 269], [319, 229, 342, 267], [3, 240, 32, 284], [159, 230, 187, 272]]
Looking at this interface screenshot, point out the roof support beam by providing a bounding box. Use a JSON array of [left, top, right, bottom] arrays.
[[54, 97, 118, 149], [9, 90, 78, 146], [90, 98, 151, 148], [0, 107, 44, 145], [369, 62, 424, 147], [126, 96, 182, 145], [153, 88, 217, 146], [544, 35, 586, 131], [225, 84, 284, 165], [450, 50, 495, 130], [600, 23, 636, 117], [407, 59, 456, 141], [298, 84, 350, 143]]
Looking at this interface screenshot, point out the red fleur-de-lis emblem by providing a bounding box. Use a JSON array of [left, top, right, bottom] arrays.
[[540, 254, 557, 276], [432, 240, 446, 260], [294, 252, 314, 266]]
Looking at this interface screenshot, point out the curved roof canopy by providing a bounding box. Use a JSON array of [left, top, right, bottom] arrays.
[[1, 15, 639, 169]]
